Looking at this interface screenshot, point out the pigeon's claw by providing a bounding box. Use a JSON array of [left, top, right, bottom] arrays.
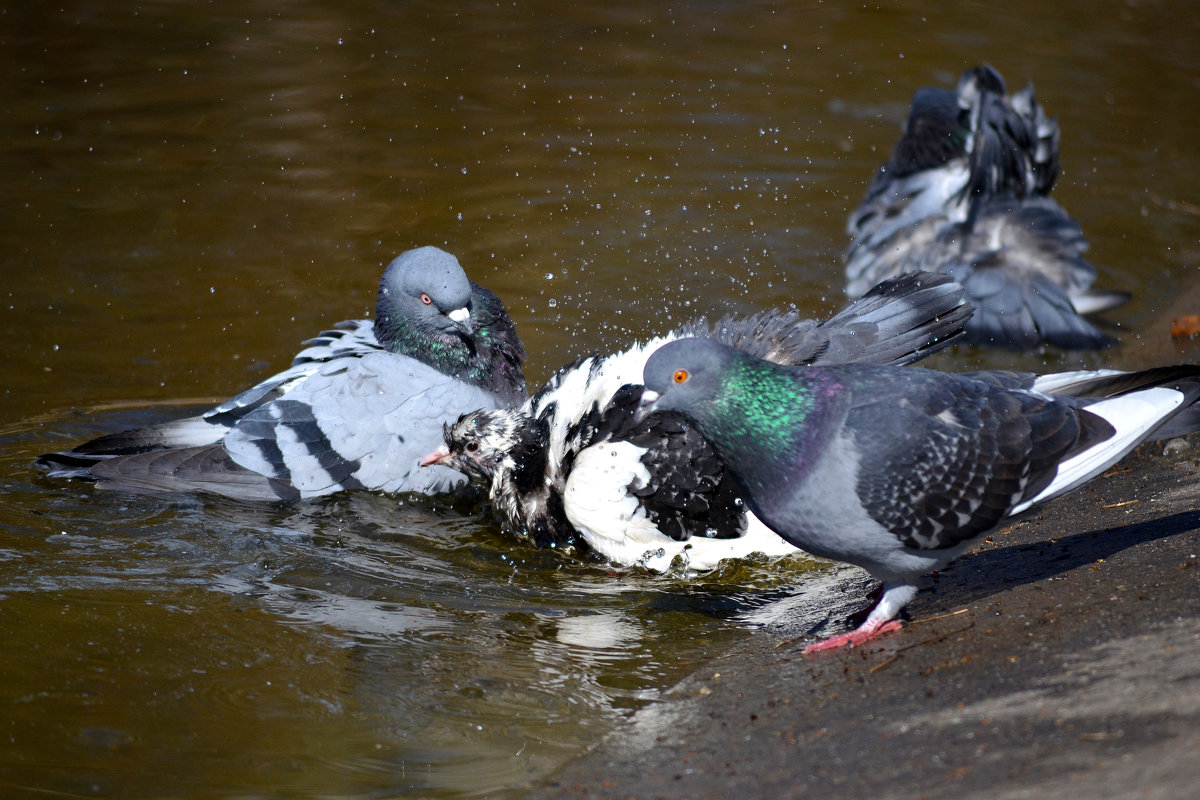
[[804, 619, 904, 652]]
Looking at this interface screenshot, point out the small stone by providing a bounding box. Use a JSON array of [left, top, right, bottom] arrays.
[[1162, 437, 1192, 456]]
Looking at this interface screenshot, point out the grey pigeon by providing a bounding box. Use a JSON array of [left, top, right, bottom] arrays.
[[639, 338, 1200, 649], [421, 272, 970, 572], [37, 246, 527, 500], [845, 64, 1128, 349]]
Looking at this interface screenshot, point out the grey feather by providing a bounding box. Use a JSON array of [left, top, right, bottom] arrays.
[[641, 338, 1200, 648], [845, 65, 1127, 350], [424, 272, 970, 571], [37, 246, 526, 500]]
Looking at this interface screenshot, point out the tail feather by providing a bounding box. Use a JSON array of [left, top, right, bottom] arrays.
[[62, 414, 230, 456], [1036, 365, 1200, 399], [1071, 288, 1131, 316], [1014, 388, 1187, 514], [85, 445, 289, 501], [34, 451, 110, 479], [1012, 366, 1200, 513], [960, 65, 1057, 203], [957, 267, 1117, 350]]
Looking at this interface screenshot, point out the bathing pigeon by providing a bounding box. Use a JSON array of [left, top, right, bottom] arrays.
[[639, 337, 1200, 649], [37, 246, 527, 500], [845, 64, 1128, 349], [421, 272, 970, 571]]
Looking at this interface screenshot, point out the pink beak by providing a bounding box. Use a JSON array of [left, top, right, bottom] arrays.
[[419, 445, 450, 467]]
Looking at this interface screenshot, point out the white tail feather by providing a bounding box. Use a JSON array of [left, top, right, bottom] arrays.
[[1029, 369, 1123, 394], [1012, 387, 1185, 515]]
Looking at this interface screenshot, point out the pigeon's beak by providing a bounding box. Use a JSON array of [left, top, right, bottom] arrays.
[[633, 389, 661, 424], [447, 306, 473, 336], [419, 444, 451, 467]]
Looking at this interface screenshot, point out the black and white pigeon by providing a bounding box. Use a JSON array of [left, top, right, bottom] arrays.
[[639, 337, 1200, 650], [37, 246, 527, 500], [845, 64, 1128, 349], [420, 272, 971, 572]]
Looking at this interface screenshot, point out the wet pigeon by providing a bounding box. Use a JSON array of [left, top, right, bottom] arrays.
[[37, 246, 527, 500], [639, 337, 1200, 650], [421, 272, 970, 571], [845, 64, 1128, 349]]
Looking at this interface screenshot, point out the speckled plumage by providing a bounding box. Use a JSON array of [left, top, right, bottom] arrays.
[[641, 338, 1200, 649], [423, 272, 971, 572], [37, 246, 526, 500], [845, 65, 1128, 349]]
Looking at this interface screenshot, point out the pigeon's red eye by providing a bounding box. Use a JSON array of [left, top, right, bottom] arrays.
[[420, 293, 433, 305], [465, 441, 479, 453], [673, 369, 689, 384]]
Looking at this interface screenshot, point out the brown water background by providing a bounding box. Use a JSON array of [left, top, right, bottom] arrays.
[[2, 2, 1199, 797]]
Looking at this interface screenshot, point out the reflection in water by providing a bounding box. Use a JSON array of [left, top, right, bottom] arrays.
[[3, 405, 809, 797], [3, 1, 1200, 797]]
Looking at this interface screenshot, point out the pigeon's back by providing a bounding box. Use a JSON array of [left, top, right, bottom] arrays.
[[37, 246, 528, 500], [223, 350, 505, 496], [844, 65, 1126, 350]]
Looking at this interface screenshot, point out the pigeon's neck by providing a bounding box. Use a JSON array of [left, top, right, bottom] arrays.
[[709, 361, 836, 479], [486, 413, 539, 503], [489, 412, 579, 549], [375, 287, 525, 404], [375, 312, 476, 373], [460, 286, 527, 404], [467, 319, 527, 405]]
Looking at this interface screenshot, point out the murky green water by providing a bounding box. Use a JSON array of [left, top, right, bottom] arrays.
[[3, 2, 1199, 797]]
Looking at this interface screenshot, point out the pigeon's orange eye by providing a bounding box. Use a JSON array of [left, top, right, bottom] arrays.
[[673, 369, 689, 384], [420, 293, 433, 305]]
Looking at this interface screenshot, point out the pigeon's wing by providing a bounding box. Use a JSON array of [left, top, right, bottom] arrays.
[[812, 271, 970, 365], [842, 370, 1080, 552], [204, 320, 383, 425], [692, 272, 969, 370], [84, 445, 286, 501], [946, 199, 1124, 349], [621, 410, 747, 543], [224, 351, 503, 496], [563, 438, 799, 571], [561, 439, 668, 563], [844, 167, 969, 295], [37, 320, 381, 467]]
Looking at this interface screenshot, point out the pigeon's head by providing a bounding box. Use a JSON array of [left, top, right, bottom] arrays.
[[419, 409, 526, 485], [637, 337, 738, 423], [376, 246, 476, 345]]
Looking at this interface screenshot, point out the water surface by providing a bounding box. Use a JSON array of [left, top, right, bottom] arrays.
[[3, 2, 1199, 797]]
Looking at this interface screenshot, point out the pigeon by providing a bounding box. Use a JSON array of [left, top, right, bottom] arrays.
[[845, 64, 1128, 349], [37, 246, 527, 500], [420, 272, 971, 571], [638, 337, 1200, 650]]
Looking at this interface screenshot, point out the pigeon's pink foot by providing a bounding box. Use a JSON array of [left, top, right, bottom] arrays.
[[804, 619, 903, 653], [805, 582, 915, 653]]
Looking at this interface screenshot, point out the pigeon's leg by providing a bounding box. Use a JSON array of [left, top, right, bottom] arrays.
[[805, 581, 916, 652]]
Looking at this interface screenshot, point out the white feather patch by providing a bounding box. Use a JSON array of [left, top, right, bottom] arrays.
[[563, 441, 801, 572], [1029, 369, 1124, 395], [1011, 387, 1184, 515]]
